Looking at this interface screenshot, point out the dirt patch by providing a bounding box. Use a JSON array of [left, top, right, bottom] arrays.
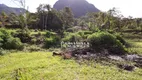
[[53, 48, 142, 70]]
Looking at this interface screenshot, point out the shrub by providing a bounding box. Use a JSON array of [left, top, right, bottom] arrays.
[[77, 31, 84, 39], [26, 45, 41, 52], [88, 32, 125, 55], [0, 28, 11, 42], [62, 33, 82, 42], [115, 34, 126, 45], [44, 31, 61, 48], [0, 29, 10, 49], [4, 37, 24, 50], [83, 31, 93, 35], [44, 38, 54, 48], [0, 28, 24, 50], [108, 30, 115, 34], [0, 48, 6, 55], [13, 29, 32, 43], [0, 37, 3, 47], [31, 38, 37, 44], [44, 36, 60, 48], [66, 28, 74, 32], [45, 31, 56, 38], [77, 31, 93, 39]]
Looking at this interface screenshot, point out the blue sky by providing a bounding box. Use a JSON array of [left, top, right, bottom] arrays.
[[0, 0, 142, 18]]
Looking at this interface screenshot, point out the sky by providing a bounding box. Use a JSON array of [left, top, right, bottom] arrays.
[[0, 0, 142, 18]]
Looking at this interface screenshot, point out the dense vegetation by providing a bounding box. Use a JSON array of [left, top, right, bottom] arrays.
[[88, 32, 126, 54], [0, 6, 135, 55]]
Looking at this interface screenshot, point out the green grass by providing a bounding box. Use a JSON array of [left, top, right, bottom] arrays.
[[30, 31, 46, 35], [127, 41, 142, 54], [0, 52, 142, 80], [1, 28, 46, 36], [122, 32, 142, 55], [122, 32, 142, 40]]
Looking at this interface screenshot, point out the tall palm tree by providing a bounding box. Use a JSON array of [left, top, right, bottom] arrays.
[[44, 4, 51, 11], [44, 4, 53, 29], [37, 4, 45, 30]]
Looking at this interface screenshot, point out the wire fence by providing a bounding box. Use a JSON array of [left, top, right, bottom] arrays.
[[61, 41, 90, 49]]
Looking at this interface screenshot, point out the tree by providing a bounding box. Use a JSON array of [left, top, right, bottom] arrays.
[[14, 0, 26, 9], [106, 7, 122, 31], [9, 11, 36, 29], [37, 4, 45, 30], [61, 7, 74, 30], [36, 4, 63, 31], [44, 4, 51, 11], [13, 0, 30, 29], [0, 11, 8, 27], [44, 4, 51, 29]]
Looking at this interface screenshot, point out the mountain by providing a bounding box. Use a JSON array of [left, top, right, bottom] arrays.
[[53, 0, 100, 17], [0, 4, 26, 15]]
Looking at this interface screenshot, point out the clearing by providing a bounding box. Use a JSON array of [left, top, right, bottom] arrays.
[[0, 51, 142, 80]]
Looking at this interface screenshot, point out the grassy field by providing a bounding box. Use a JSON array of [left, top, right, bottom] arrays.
[[123, 32, 142, 55], [0, 30, 142, 80], [0, 52, 142, 80], [127, 41, 142, 54]]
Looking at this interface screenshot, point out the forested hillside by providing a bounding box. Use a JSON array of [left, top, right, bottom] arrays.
[[0, 4, 26, 15]]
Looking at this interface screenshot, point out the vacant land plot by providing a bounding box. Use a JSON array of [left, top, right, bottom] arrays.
[[0, 52, 142, 80]]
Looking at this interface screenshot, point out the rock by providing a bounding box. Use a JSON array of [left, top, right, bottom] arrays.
[[125, 55, 142, 68], [108, 55, 124, 61], [82, 55, 89, 60], [101, 49, 109, 55], [134, 63, 142, 68], [126, 54, 140, 61], [53, 0, 100, 17], [52, 52, 62, 56], [124, 65, 135, 71], [63, 53, 72, 59], [117, 64, 135, 71], [53, 51, 72, 59]]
